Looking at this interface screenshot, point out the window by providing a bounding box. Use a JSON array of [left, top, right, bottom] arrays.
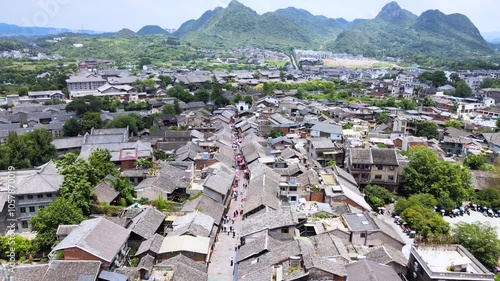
[[21, 221, 28, 229], [289, 177, 297, 186], [389, 166, 396, 171], [37, 194, 43, 199], [289, 187, 297, 192], [360, 232, 366, 238], [20, 207, 26, 213], [27, 195, 33, 199], [375, 175, 382, 180], [29, 207, 35, 213], [18, 195, 24, 200], [376, 165, 383, 170], [46, 193, 53, 198], [281, 187, 287, 191], [388, 175, 394, 181], [281, 227, 289, 234]]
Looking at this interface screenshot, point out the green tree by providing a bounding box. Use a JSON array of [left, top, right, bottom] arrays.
[[24, 129, 57, 167], [0, 132, 31, 169], [88, 148, 116, 181], [402, 146, 473, 203], [31, 197, 86, 251], [415, 121, 439, 139], [394, 193, 438, 215], [453, 222, 500, 269], [244, 95, 254, 106], [265, 128, 285, 138], [342, 122, 353, 129], [138, 57, 152, 68], [444, 120, 462, 129], [210, 76, 228, 107], [364, 185, 394, 208], [401, 204, 450, 239], [419, 71, 448, 87], [193, 89, 210, 103], [233, 93, 243, 104], [449, 73, 461, 85], [106, 176, 136, 206], [436, 193, 456, 212], [162, 104, 176, 115], [453, 81, 472, 98], [167, 85, 193, 103], [327, 160, 336, 167], [66, 96, 103, 116], [464, 153, 486, 170], [375, 112, 388, 124], [159, 75, 173, 87], [475, 187, 500, 209], [280, 71, 285, 82], [63, 118, 82, 137], [79, 112, 103, 134], [422, 96, 437, 107], [106, 114, 144, 135]]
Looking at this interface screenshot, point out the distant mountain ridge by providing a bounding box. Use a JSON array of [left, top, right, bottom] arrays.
[[172, 0, 492, 58], [0, 1, 493, 59], [0, 23, 102, 37]]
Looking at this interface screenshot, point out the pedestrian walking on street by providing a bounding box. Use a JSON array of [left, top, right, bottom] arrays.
[[230, 257, 234, 266], [235, 244, 238, 251], [232, 217, 235, 224], [233, 231, 236, 238], [240, 210, 243, 216]]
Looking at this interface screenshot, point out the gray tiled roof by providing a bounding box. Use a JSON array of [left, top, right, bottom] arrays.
[[181, 193, 224, 224], [135, 162, 192, 197], [169, 211, 214, 237], [136, 233, 164, 256], [239, 234, 282, 262], [155, 253, 208, 281], [51, 137, 84, 150], [345, 260, 402, 281], [310, 122, 343, 135], [308, 137, 336, 149], [94, 181, 119, 204], [307, 232, 349, 260], [371, 148, 399, 166], [245, 174, 281, 215], [303, 254, 347, 277], [241, 208, 297, 237], [126, 207, 166, 240], [343, 212, 378, 231], [14, 260, 101, 281], [365, 245, 407, 267], [15, 161, 64, 195], [53, 217, 130, 262], [350, 148, 373, 164]]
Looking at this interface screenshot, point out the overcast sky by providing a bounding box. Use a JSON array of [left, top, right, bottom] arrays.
[[2, 0, 499, 33]]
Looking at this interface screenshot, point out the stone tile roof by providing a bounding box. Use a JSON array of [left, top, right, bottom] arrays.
[[345, 260, 402, 281], [244, 174, 281, 215], [14, 260, 101, 281], [241, 208, 297, 237], [126, 207, 166, 240], [136, 233, 164, 256], [154, 253, 208, 281], [94, 180, 119, 204], [169, 211, 214, 237], [238, 234, 283, 262], [135, 161, 192, 197], [15, 161, 64, 195], [53, 217, 130, 263], [307, 232, 349, 260], [181, 193, 224, 224], [365, 245, 407, 267]]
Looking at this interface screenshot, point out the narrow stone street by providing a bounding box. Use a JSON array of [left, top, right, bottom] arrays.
[[207, 133, 248, 281]]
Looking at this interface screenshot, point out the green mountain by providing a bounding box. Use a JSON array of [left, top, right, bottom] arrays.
[[274, 7, 344, 40], [174, 0, 491, 58], [136, 25, 168, 35], [174, 0, 332, 49], [115, 28, 136, 37], [329, 2, 492, 58]]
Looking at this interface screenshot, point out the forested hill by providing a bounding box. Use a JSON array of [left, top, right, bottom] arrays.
[[174, 0, 492, 58]]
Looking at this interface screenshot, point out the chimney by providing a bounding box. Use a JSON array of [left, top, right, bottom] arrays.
[[289, 256, 301, 268]]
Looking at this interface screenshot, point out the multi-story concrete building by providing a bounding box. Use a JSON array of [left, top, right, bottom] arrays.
[[407, 245, 495, 281], [66, 73, 106, 93], [306, 137, 344, 167], [0, 161, 63, 233], [346, 148, 400, 191]]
